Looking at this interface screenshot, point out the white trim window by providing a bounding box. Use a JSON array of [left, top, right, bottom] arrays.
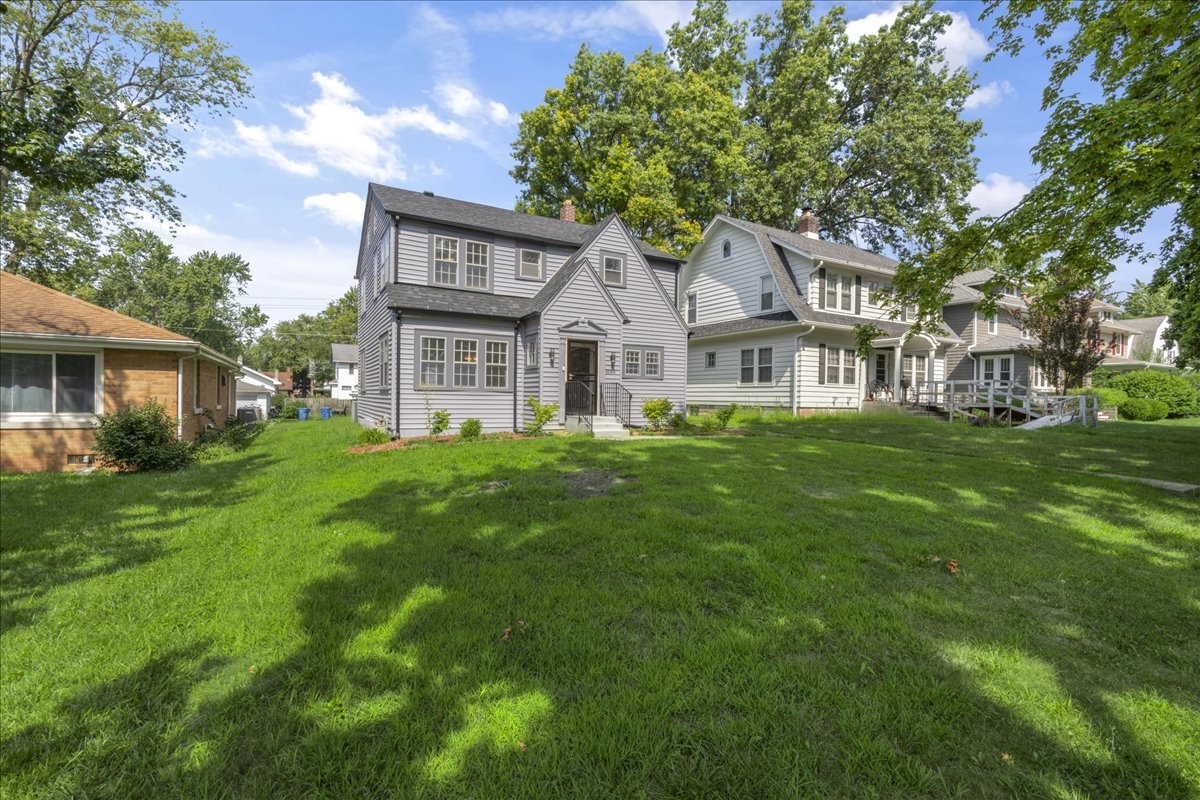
[[433, 236, 458, 286], [722, 239, 731, 258], [824, 272, 854, 312], [704, 351, 716, 369], [524, 335, 539, 368], [464, 241, 490, 289], [902, 354, 928, 386], [419, 336, 445, 387], [987, 313, 998, 335], [686, 292, 697, 324], [519, 249, 543, 280], [868, 281, 892, 306], [379, 336, 392, 390], [760, 275, 775, 311], [453, 339, 478, 387], [978, 355, 1011, 383], [644, 349, 661, 378], [825, 348, 842, 384], [740, 348, 772, 384], [375, 229, 390, 295], [485, 341, 508, 389], [603, 254, 624, 286], [1, 351, 99, 416], [624, 348, 640, 377]]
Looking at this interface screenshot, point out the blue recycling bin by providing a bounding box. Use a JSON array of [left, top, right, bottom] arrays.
[[298, 406, 310, 421], [320, 406, 332, 420]]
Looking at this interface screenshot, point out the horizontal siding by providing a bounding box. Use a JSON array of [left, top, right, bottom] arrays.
[[396, 313, 520, 437], [355, 198, 393, 430], [687, 330, 799, 410], [578, 221, 688, 425], [679, 225, 770, 325]]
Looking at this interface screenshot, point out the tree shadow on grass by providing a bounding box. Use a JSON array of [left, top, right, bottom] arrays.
[[0, 451, 277, 635], [2, 435, 1196, 797]]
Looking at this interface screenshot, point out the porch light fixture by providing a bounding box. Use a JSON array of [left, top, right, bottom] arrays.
[[609, 352, 617, 370], [547, 348, 557, 368]]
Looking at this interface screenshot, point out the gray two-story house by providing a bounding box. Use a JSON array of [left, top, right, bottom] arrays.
[[680, 212, 959, 412], [354, 185, 688, 436]]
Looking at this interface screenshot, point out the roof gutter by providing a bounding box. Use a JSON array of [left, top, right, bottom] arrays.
[[0, 332, 242, 373]]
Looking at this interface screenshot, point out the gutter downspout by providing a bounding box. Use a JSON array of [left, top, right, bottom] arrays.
[[393, 311, 402, 436], [177, 356, 186, 438], [792, 324, 816, 415], [513, 320, 520, 432]]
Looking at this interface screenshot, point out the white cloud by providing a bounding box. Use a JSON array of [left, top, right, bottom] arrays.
[[198, 71, 474, 181], [845, 3, 989, 69], [967, 173, 1030, 217], [303, 192, 365, 230], [437, 83, 483, 116], [471, 0, 694, 44], [964, 79, 1015, 109], [427, 161, 447, 177]]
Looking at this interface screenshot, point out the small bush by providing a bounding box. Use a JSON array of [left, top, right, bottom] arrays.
[[1067, 386, 1129, 408], [94, 399, 193, 472], [525, 397, 560, 435], [714, 404, 739, 430], [1106, 371, 1198, 417], [355, 427, 391, 446], [1118, 397, 1169, 421], [641, 398, 673, 428], [270, 392, 287, 416], [697, 414, 723, 432], [667, 411, 690, 431], [459, 418, 483, 440], [280, 399, 305, 419], [429, 409, 451, 436]]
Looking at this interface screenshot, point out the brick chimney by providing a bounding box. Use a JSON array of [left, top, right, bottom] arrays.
[[559, 199, 575, 222], [797, 208, 820, 239]]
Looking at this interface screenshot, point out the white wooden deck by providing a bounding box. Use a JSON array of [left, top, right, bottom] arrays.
[[904, 380, 1101, 427]]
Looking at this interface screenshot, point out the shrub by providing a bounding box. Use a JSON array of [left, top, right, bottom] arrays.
[[667, 411, 690, 431], [93, 399, 193, 472], [525, 397, 560, 435], [1118, 397, 1169, 421], [641, 398, 673, 428], [1067, 386, 1129, 408], [270, 392, 287, 416], [1088, 367, 1120, 388], [1106, 371, 1199, 417], [459, 418, 483, 440], [355, 427, 391, 446], [429, 409, 451, 436], [280, 399, 305, 419], [697, 413, 723, 432], [714, 403, 739, 430]]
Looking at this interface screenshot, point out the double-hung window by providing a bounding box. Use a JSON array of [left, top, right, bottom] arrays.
[[379, 337, 392, 390], [825, 348, 841, 384], [433, 236, 458, 286], [464, 241, 490, 289], [740, 348, 772, 384], [823, 347, 857, 385], [453, 340, 478, 387], [1, 352, 97, 415], [524, 335, 539, 368], [824, 272, 854, 311], [603, 254, 624, 286], [987, 313, 998, 335], [624, 349, 640, 377], [902, 354, 927, 386], [375, 229, 390, 295], [760, 275, 775, 311], [519, 249, 543, 280], [686, 292, 697, 324], [485, 342, 508, 388], [644, 350, 661, 378], [419, 336, 445, 387], [704, 351, 716, 369]]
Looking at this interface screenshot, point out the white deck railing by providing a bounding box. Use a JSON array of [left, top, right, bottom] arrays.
[[908, 380, 1099, 426]]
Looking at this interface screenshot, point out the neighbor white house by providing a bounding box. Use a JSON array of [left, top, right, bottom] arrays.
[[236, 365, 282, 419], [329, 343, 359, 400]]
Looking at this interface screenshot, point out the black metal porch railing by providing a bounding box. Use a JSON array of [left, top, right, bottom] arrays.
[[565, 380, 595, 431], [600, 382, 632, 427]]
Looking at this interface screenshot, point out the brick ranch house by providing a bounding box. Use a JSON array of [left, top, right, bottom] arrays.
[[1, 271, 242, 472]]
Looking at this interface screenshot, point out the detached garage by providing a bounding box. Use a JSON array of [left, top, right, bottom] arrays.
[[236, 365, 281, 419]]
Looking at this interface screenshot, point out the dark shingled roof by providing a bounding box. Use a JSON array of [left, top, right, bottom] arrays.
[[385, 283, 530, 319], [330, 343, 358, 363], [689, 311, 800, 339], [719, 215, 899, 272], [370, 183, 679, 262]]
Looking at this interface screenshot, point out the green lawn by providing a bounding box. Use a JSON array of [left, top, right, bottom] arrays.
[[2, 417, 1197, 798]]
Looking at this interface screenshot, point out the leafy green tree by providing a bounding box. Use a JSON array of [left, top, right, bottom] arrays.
[[894, 1, 1198, 350], [90, 229, 267, 355], [1118, 279, 1176, 319], [510, 0, 980, 257], [245, 288, 358, 375], [0, 0, 250, 290]]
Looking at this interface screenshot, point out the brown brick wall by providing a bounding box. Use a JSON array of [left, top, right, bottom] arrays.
[[1, 348, 233, 472]]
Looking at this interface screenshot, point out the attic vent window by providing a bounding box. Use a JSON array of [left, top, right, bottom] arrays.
[[722, 240, 731, 258]]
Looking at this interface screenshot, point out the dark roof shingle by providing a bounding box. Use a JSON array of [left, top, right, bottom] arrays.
[[371, 184, 678, 262]]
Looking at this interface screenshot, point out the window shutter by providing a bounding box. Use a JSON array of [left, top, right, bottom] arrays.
[[854, 275, 862, 314], [818, 267, 826, 309], [818, 343, 826, 385]]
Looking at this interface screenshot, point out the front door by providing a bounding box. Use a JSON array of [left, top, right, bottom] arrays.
[[874, 352, 889, 386], [565, 340, 597, 415]]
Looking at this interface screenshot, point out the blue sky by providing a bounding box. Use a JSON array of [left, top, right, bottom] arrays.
[[161, 0, 1162, 323]]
